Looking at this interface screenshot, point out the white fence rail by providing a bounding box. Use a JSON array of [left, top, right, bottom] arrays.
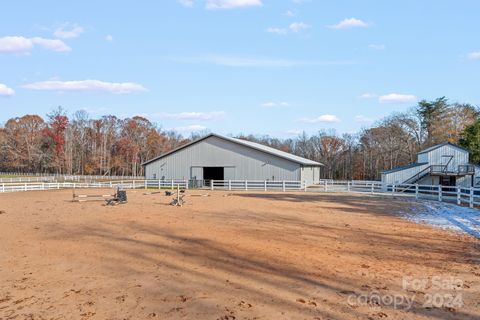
[[1, 178, 480, 209], [388, 183, 480, 208], [312, 180, 384, 193], [0, 179, 304, 193], [210, 180, 304, 191], [313, 180, 480, 209], [0, 181, 147, 193], [0, 176, 56, 183], [0, 172, 143, 180]]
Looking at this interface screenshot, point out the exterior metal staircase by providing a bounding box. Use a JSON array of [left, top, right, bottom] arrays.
[[403, 164, 475, 185], [403, 165, 433, 184]]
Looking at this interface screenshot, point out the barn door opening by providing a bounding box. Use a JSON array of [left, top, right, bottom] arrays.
[[203, 167, 224, 186], [440, 176, 456, 186]]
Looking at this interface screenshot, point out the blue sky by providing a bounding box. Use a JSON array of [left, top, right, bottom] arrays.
[[1, 0, 479, 137]]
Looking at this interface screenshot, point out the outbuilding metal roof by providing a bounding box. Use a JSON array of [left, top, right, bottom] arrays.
[[142, 133, 323, 166], [381, 162, 428, 174], [417, 142, 469, 155]]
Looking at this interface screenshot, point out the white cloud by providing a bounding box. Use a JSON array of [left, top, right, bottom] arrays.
[[22, 80, 147, 94], [266, 27, 287, 35], [369, 44, 386, 50], [157, 111, 225, 120], [286, 129, 302, 135], [354, 115, 374, 124], [360, 93, 378, 99], [172, 124, 208, 132], [170, 55, 354, 68], [105, 35, 114, 42], [178, 0, 195, 7], [261, 101, 290, 107], [378, 93, 417, 104], [329, 18, 369, 29], [31, 37, 71, 52], [299, 114, 341, 123], [0, 36, 32, 53], [0, 84, 15, 97], [289, 22, 310, 32], [284, 10, 296, 17], [267, 22, 310, 35], [467, 51, 480, 60], [206, 0, 262, 10], [53, 23, 84, 39], [0, 36, 71, 53]]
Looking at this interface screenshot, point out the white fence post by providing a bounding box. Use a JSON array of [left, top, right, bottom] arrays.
[[392, 184, 396, 194], [470, 187, 474, 208], [264, 180, 267, 191], [133, 180, 136, 189], [144, 180, 147, 189], [415, 184, 419, 200], [158, 179, 161, 189], [438, 185, 442, 202], [245, 180, 248, 191], [211, 180, 214, 191], [1, 183, 4, 193], [347, 181, 350, 192], [171, 179, 174, 190], [324, 180, 327, 192], [371, 183, 374, 194], [282, 180, 286, 192], [228, 180, 232, 191], [457, 187, 461, 205], [304, 180, 307, 192]]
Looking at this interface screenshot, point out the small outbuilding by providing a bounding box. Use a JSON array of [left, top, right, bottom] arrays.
[[381, 142, 480, 187], [142, 133, 323, 185]]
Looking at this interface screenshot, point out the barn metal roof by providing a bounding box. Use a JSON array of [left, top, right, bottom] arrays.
[[142, 133, 323, 166], [417, 142, 469, 155]]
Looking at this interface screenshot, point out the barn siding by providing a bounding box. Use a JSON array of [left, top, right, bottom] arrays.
[[145, 136, 302, 181], [301, 167, 320, 185], [382, 164, 430, 185], [417, 145, 469, 168]]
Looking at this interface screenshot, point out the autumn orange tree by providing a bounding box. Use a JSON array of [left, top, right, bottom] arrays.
[[0, 97, 478, 179]]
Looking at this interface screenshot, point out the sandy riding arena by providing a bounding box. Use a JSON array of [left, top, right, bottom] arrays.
[[1, 189, 479, 319]]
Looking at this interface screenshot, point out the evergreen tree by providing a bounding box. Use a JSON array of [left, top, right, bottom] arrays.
[[460, 119, 480, 164]]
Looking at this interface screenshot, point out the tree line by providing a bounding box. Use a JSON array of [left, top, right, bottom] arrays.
[[1, 97, 479, 179]]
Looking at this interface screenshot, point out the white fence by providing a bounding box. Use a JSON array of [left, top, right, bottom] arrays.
[[0, 176, 56, 183], [314, 180, 480, 209], [1, 178, 480, 209], [0, 179, 303, 193], [389, 183, 480, 208], [312, 180, 384, 193], [0, 181, 148, 193], [0, 172, 143, 180], [210, 180, 304, 191]]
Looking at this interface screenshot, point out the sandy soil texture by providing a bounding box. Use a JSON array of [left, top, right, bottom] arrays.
[[0, 189, 479, 320]]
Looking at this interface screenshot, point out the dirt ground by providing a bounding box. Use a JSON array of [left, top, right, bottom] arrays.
[[0, 189, 479, 320]]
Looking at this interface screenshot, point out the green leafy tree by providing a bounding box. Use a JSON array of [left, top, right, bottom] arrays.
[[460, 119, 480, 164], [416, 97, 449, 145]]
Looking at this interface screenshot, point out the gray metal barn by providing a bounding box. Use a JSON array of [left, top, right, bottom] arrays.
[[142, 133, 323, 185]]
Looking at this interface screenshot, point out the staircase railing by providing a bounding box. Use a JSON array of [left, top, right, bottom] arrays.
[[403, 166, 432, 185]]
